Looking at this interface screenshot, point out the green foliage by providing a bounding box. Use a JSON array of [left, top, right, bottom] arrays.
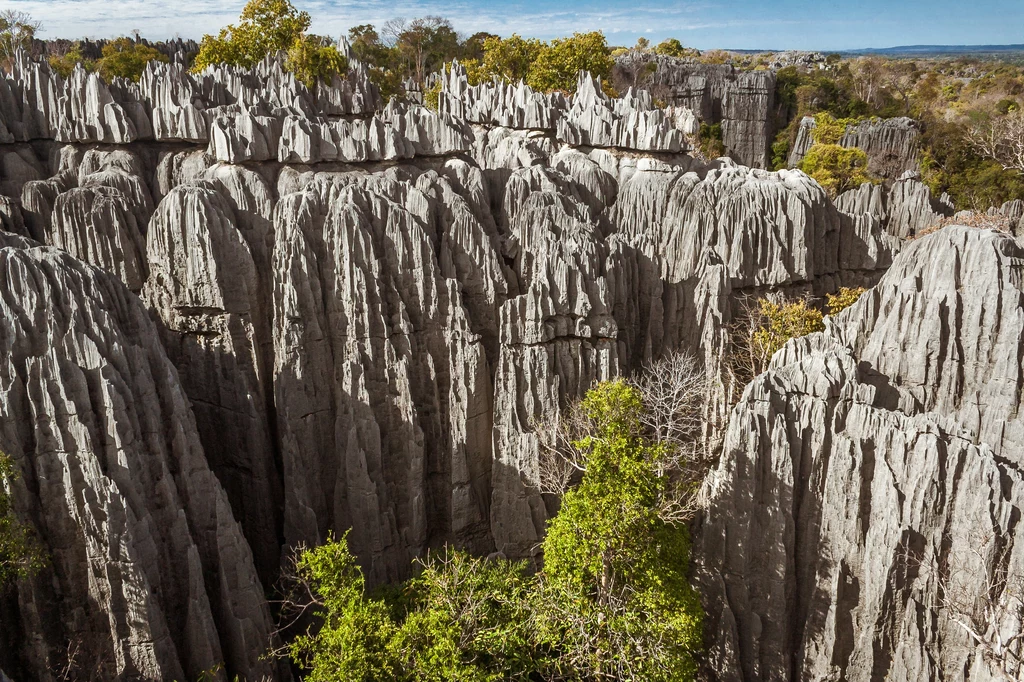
[[920, 115, 1024, 209], [389, 17, 462, 86], [285, 380, 704, 682], [49, 43, 95, 78], [422, 79, 442, 112], [526, 31, 613, 94], [481, 34, 543, 84], [698, 121, 726, 159], [799, 143, 874, 197], [536, 380, 703, 681], [811, 111, 860, 145], [654, 38, 697, 59], [95, 38, 168, 82], [286, 34, 348, 89], [0, 452, 45, 587], [289, 533, 399, 680], [769, 132, 791, 171], [347, 24, 404, 101], [288, 533, 538, 681], [826, 287, 867, 315], [997, 98, 1020, 115], [192, 0, 346, 88], [750, 298, 825, 367]]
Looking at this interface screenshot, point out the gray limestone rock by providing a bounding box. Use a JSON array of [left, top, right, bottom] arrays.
[[697, 225, 1024, 682], [0, 235, 278, 681], [614, 55, 776, 167]]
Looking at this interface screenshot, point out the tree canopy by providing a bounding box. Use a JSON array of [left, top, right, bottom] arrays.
[[192, 0, 347, 88]]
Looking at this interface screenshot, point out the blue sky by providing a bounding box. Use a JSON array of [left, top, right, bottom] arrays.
[[11, 0, 1024, 51]]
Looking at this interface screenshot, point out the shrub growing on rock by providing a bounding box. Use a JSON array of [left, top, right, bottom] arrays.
[[827, 286, 867, 315], [799, 143, 874, 197], [0, 452, 45, 587]]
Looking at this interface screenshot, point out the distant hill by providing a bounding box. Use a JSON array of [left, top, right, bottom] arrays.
[[726, 45, 1024, 57], [842, 44, 1024, 56]]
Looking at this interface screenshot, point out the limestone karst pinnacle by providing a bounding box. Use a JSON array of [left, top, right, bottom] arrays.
[[1, 44, 1022, 681]]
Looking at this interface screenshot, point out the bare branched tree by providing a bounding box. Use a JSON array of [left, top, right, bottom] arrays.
[[967, 109, 1024, 175], [937, 529, 1024, 679], [535, 399, 593, 495], [0, 10, 41, 71]]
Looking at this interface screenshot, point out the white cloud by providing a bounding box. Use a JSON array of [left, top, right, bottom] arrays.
[[10, 0, 730, 42]]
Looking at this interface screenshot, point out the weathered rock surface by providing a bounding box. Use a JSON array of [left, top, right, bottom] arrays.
[[5, 48, 1013, 682], [614, 54, 776, 167], [0, 235, 278, 681], [697, 225, 1024, 682], [836, 172, 950, 238]]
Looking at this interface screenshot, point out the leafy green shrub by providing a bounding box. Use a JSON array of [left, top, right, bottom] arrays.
[[826, 287, 867, 315], [282, 380, 705, 682], [0, 452, 45, 587], [654, 38, 698, 59], [799, 143, 874, 197], [750, 298, 825, 368], [811, 111, 858, 145], [698, 121, 726, 159]]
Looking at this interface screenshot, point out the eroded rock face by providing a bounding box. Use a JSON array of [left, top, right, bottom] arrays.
[[613, 54, 776, 168], [836, 173, 950, 238], [0, 235, 278, 682], [697, 226, 1024, 682], [0, 48, 985, 682]]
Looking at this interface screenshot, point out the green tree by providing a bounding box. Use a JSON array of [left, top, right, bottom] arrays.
[[799, 143, 873, 197], [347, 24, 403, 101], [386, 16, 461, 86], [286, 34, 348, 89], [48, 43, 96, 78], [654, 38, 694, 58], [526, 31, 613, 94], [535, 380, 703, 682], [192, 0, 346, 88], [283, 378, 706, 682], [480, 34, 544, 84], [95, 38, 168, 82], [0, 452, 45, 587], [0, 10, 40, 71]]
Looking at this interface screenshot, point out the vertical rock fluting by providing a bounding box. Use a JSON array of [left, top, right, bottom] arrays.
[[697, 226, 1024, 682], [143, 180, 283, 584], [271, 167, 500, 583], [612, 55, 776, 168], [0, 235, 276, 681]]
